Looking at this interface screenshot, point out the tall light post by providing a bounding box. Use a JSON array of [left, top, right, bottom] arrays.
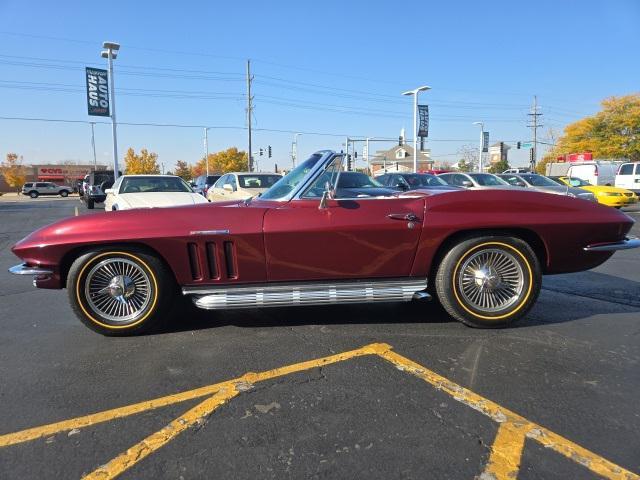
[[402, 85, 431, 173], [101, 41, 120, 180], [292, 133, 303, 168], [473, 122, 484, 172]]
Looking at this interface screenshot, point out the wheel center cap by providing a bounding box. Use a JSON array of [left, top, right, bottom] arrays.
[[108, 275, 135, 301], [474, 267, 500, 290]]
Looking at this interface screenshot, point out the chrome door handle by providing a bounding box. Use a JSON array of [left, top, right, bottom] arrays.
[[388, 213, 420, 222]]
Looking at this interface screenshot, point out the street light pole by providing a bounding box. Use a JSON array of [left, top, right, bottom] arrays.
[[473, 122, 484, 172], [90, 122, 97, 170], [402, 85, 431, 173], [203, 128, 210, 177], [292, 133, 302, 168], [101, 41, 120, 180]]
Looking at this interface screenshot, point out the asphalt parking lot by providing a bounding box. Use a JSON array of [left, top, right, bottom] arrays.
[[0, 197, 639, 479]]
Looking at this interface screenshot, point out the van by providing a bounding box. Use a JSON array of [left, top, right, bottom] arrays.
[[566, 162, 618, 186], [616, 162, 640, 193]]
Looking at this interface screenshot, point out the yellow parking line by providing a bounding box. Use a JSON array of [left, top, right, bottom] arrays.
[[0, 343, 389, 448], [377, 349, 639, 480], [82, 386, 240, 480], [482, 422, 530, 480]]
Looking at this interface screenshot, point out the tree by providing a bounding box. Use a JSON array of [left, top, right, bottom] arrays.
[[488, 159, 510, 174], [173, 160, 192, 181], [456, 144, 478, 172], [555, 94, 640, 162], [1, 153, 26, 191], [192, 147, 248, 177], [124, 148, 160, 174]]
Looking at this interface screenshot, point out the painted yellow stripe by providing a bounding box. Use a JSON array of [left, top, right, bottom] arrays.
[[82, 386, 240, 480], [0, 343, 390, 448], [482, 422, 530, 480], [378, 349, 639, 480]]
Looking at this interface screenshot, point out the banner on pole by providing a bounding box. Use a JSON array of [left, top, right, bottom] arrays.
[[418, 105, 429, 138], [85, 67, 110, 116], [482, 131, 489, 152]]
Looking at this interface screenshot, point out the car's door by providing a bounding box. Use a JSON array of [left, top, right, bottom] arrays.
[[263, 162, 425, 282]]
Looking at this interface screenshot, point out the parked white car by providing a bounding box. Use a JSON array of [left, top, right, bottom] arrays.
[[207, 172, 282, 202], [616, 162, 640, 193], [103, 175, 208, 211]]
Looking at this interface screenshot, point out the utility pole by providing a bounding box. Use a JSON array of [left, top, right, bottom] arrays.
[[90, 122, 97, 170], [527, 95, 543, 169], [246, 60, 253, 172], [101, 41, 120, 179], [203, 128, 209, 176]]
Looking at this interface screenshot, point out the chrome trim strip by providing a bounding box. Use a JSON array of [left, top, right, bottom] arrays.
[[185, 277, 428, 310], [189, 229, 230, 235], [9, 263, 54, 276], [583, 236, 640, 252]]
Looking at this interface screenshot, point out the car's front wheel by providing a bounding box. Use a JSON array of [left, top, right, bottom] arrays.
[[435, 235, 541, 328], [66, 248, 175, 336], [59, 190, 69, 197], [29, 191, 38, 198]]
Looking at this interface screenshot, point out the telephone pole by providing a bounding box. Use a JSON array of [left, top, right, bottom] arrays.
[[527, 95, 543, 169], [246, 60, 254, 172]]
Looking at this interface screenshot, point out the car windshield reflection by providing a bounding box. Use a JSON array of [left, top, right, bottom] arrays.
[[260, 154, 323, 200]]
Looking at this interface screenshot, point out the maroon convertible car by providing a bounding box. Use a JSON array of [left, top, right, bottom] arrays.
[[10, 151, 639, 335]]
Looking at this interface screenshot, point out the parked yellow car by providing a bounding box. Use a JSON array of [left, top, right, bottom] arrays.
[[550, 176, 638, 208]]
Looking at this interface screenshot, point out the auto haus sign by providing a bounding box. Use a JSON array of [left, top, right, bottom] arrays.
[[85, 67, 110, 116]]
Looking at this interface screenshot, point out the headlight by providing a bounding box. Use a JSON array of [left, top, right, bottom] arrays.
[[597, 192, 621, 196]]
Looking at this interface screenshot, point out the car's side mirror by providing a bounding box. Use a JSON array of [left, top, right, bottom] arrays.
[[223, 183, 234, 192], [190, 182, 196, 187], [462, 180, 473, 188], [104, 188, 114, 195]]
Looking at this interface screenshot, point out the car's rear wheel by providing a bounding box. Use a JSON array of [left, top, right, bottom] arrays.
[[435, 235, 541, 328], [29, 191, 38, 198], [87, 198, 95, 209], [67, 248, 174, 336], [60, 190, 69, 197]]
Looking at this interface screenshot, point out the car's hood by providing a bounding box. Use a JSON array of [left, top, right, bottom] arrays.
[[119, 192, 208, 208]]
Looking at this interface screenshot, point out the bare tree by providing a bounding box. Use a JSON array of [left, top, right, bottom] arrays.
[[456, 144, 478, 172]]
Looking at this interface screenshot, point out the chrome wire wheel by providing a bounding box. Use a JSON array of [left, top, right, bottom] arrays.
[[84, 257, 152, 323], [457, 248, 525, 314]]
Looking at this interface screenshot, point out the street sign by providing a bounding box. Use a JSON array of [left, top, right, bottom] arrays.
[[85, 67, 110, 117], [521, 142, 533, 149]]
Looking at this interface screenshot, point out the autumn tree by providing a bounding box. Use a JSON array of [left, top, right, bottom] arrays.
[[1, 153, 27, 191], [124, 148, 160, 174], [173, 160, 192, 181], [554, 94, 640, 162], [192, 147, 248, 177]]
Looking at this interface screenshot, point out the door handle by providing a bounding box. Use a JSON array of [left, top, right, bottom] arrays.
[[387, 213, 420, 222]]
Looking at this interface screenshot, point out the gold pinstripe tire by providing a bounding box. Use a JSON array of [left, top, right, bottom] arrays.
[[435, 236, 541, 328], [66, 248, 174, 336]]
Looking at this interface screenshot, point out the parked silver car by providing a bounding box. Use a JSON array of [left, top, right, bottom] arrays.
[[497, 173, 597, 201], [438, 173, 520, 190], [21, 182, 73, 198]]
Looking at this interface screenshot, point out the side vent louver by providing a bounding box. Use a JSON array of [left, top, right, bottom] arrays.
[[223, 241, 237, 279], [187, 243, 202, 280], [205, 242, 219, 280]]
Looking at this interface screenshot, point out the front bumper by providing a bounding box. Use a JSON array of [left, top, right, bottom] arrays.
[[9, 263, 54, 275], [583, 236, 640, 252]]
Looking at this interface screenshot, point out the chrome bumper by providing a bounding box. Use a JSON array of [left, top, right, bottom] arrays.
[[583, 236, 640, 252], [8, 263, 54, 275]]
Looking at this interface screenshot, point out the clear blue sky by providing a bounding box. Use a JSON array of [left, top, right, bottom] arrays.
[[0, 0, 638, 170]]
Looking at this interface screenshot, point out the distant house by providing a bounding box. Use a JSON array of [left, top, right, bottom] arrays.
[[369, 144, 432, 176]]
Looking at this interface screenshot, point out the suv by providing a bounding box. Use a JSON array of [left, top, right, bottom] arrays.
[[22, 182, 72, 198], [192, 174, 221, 196], [83, 171, 120, 209]]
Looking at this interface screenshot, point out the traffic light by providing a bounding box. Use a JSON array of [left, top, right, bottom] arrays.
[[347, 154, 352, 171], [398, 136, 403, 146], [354, 151, 358, 159], [517, 141, 521, 149], [259, 148, 264, 156], [268, 145, 272, 158]]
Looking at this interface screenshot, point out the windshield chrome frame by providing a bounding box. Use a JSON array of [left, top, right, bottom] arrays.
[[290, 151, 344, 201]]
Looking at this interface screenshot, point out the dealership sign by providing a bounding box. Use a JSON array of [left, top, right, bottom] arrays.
[[85, 68, 110, 116], [418, 105, 429, 138]]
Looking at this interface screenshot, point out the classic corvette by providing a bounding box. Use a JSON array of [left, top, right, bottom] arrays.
[[9, 150, 640, 335]]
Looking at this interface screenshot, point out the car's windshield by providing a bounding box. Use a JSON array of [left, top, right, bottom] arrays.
[[564, 177, 591, 187], [338, 172, 383, 188], [468, 174, 508, 186], [520, 174, 558, 187], [120, 176, 193, 194], [260, 154, 324, 200], [238, 174, 282, 189], [402, 174, 447, 187]]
